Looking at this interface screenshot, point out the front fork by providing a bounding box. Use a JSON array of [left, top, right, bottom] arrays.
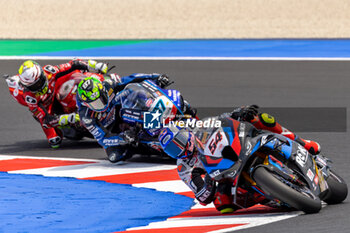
[[249, 152, 329, 201], [314, 154, 332, 178]]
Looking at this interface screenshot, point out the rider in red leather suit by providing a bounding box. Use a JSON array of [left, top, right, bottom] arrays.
[[12, 59, 109, 148]]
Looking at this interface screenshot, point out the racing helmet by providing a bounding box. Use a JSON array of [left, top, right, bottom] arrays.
[[158, 125, 195, 159], [18, 60, 48, 95], [77, 77, 109, 112]]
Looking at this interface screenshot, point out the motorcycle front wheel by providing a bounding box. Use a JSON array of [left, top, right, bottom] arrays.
[[323, 170, 348, 204], [253, 166, 322, 214]]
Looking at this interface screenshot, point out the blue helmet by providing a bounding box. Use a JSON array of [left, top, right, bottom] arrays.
[[158, 126, 195, 159]]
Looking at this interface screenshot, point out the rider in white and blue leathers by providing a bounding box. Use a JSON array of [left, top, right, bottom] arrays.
[[76, 72, 172, 163]]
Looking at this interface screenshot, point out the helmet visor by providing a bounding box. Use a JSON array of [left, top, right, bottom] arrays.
[[85, 90, 109, 112], [26, 71, 47, 94], [163, 129, 189, 159]]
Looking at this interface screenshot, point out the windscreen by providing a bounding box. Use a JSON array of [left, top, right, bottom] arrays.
[[57, 73, 86, 100], [121, 83, 155, 111]]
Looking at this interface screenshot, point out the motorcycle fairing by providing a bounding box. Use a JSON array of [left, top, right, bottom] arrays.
[[198, 121, 244, 181], [55, 71, 89, 113], [120, 108, 143, 124], [145, 128, 162, 137], [139, 140, 163, 152], [261, 135, 293, 160], [203, 128, 229, 157], [250, 134, 324, 195], [166, 89, 182, 109], [142, 80, 184, 115], [149, 95, 178, 124], [57, 79, 76, 101], [121, 80, 188, 138], [225, 118, 243, 157], [200, 154, 242, 181]]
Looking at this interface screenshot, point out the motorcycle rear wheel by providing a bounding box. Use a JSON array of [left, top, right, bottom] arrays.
[[323, 170, 348, 204], [253, 166, 322, 214]]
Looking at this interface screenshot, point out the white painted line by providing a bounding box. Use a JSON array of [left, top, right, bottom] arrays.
[[0, 154, 101, 162], [0, 155, 19, 161], [207, 213, 301, 233], [191, 201, 215, 209], [2, 56, 350, 61], [127, 212, 300, 231], [5, 161, 176, 179], [133, 180, 191, 193]]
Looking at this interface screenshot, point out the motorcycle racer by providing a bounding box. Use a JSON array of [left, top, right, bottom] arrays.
[[11, 59, 109, 148], [76, 73, 178, 163], [159, 105, 321, 214]]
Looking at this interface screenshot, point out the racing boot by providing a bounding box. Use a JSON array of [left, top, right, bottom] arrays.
[[48, 136, 62, 149], [294, 138, 321, 156], [250, 113, 321, 155], [213, 182, 235, 214], [43, 127, 62, 149]]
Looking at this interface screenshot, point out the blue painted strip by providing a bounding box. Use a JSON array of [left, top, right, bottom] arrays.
[[0, 172, 193, 233], [32, 39, 350, 57]]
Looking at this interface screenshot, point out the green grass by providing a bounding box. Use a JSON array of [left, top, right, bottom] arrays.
[[0, 40, 151, 56]]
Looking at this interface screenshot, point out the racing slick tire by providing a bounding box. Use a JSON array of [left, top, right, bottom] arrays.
[[323, 170, 348, 204]]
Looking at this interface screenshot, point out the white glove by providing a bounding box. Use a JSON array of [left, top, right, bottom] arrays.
[[88, 60, 108, 74], [58, 113, 80, 126]]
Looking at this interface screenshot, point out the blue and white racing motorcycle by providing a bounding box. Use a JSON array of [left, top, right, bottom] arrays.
[[192, 115, 347, 213], [119, 79, 196, 156]]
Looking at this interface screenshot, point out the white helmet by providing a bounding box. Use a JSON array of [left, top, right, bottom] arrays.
[[18, 60, 48, 95]]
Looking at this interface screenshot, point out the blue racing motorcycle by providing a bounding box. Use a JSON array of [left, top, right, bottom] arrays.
[[193, 115, 347, 213], [119, 79, 195, 156]]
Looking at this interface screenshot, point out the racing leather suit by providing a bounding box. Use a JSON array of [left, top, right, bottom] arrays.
[[15, 59, 98, 148], [77, 73, 166, 163]]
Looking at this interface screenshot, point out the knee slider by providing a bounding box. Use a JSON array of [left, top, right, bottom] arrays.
[[258, 113, 276, 127], [106, 147, 127, 163]]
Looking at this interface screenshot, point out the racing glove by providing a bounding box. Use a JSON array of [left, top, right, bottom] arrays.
[[88, 60, 108, 74], [58, 113, 80, 126], [123, 128, 138, 147], [157, 74, 173, 88], [183, 100, 197, 118], [70, 59, 89, 70], [231, 105, 259, 121], [43, 114, 59, 128], [192, 168, 217, 205]]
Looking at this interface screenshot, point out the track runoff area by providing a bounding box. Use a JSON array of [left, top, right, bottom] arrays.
[[1, 40, 349, 232], [0, 155, 299, 233]]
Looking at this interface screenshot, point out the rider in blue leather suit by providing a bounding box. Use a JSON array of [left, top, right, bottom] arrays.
[[76, 72, 195, 163]]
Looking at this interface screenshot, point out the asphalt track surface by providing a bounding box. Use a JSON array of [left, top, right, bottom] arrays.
[[0, 60, 349, 233]]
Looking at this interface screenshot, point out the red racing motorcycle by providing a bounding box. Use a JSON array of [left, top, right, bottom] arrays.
[[4, 71, 102, 141]]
